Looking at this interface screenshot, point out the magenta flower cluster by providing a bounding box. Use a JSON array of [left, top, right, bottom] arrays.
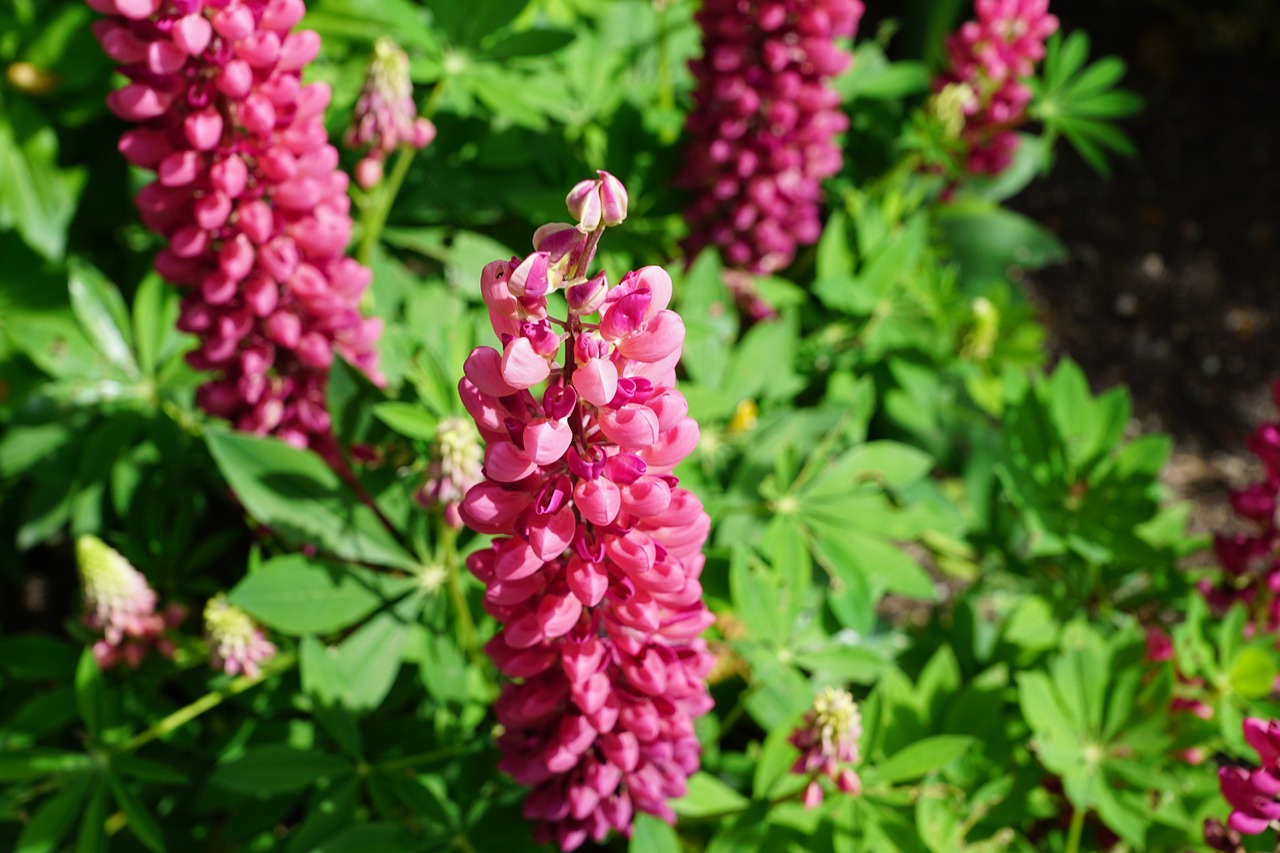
[[1212, 717, 1280, 839], [1198, 380, 1280, 637], [937, 0, 1059, 176], [679, 0, 864, 274], [88, 0, 383, 451], [456, 173, 714, 850]]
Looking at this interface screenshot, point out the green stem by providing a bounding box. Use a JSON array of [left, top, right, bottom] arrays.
[[110, 652, 296, 755], [375, 743, 468, 773], [441, 523, 479, 664], [355, 79, 448, 268], [1064, 805, 1086, 853]]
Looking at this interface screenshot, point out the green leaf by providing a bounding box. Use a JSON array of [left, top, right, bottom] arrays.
[[371, 402, 439, 441], [205, 430, 418, 571], [110, 757, 189, 786], [838, 442, 934, 490], [1228, 647, 1279, 700], [108, 775, 165, 853], [672, 772, 750, 819], [305, 593, 424, 713], [74, 650, 104, 740], [865, 736, 973, 785], [722, 314, 798, 403], [328, 604, 416, 712], [131, 273, 180, 378], [0, 98, 86, 260], [934, 201, 1067, 282], [793, 643, 891, 684], [729, 549, 784, 645], [228, 554, 407, 636], [0, 635, 78, 680], [752, 714, 803, 798], [312, 822, 419, 852], [75, 780, 108, 853], [16, 775, 92, 853], [811, 527, 937, 601], [210, 745, 352, 797], [815, 209, 854, 281], [284, 778, 360, 853], [67, 262, 137, 380], [0, 749, 91, 783], [629, 812, 681, 853]]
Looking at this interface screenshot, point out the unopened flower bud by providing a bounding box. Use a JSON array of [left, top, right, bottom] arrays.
[[597, 170, 628, 226], [789, 687, 863, 807], [77, 535, 172, 669], [204, 593, 276, 677], [566, 177, 603, 232]]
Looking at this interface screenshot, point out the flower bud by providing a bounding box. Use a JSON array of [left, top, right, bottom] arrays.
[[597, 170, 628, 226], [566, 177, 603, 232], [204, 593, 277, 677]]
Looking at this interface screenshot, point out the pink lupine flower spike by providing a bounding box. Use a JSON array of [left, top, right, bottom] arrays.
[[87, 0, 384, 453], [679, 0, 864, 273], [935, 0, 1060, 176], [457, 172, 715, 850]]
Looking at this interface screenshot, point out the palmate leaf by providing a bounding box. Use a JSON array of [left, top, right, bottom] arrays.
[[205, 430, 419, 571], [0, 97, 86, 261], [1016, 623, 1169, 848], [1033, 31, 1143, 176]]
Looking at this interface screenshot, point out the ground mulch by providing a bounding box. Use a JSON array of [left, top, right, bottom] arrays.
[[1009, 0, 1280, 543]]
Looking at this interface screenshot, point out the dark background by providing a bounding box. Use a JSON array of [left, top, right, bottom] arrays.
[[989, 0, 1279, 533]]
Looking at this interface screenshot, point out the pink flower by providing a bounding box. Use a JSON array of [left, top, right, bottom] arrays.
[[458, 174, 714, 850], [1214, 717, 1280, 836], [934, 0, 1059, 176], [344, 37, 436, 189], [678, 0, 864, 274], [77, 535, 181, 669], [788, 687, 862, 808], [1196, 380, 1280, 637], [88, 0, 383, 455]]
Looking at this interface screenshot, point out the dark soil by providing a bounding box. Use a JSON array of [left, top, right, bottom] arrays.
[[1008, 0, 1280, 539]]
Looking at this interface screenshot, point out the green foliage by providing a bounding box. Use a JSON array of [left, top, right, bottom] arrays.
[[0, 2, 1235, 853]]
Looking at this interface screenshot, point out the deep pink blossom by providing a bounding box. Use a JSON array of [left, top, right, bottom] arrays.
[[458, 174, 714, 850], [1197, 381, 1280, 638], [679, 0, 863, 274], [88, 0, 383, 453], [1216, 718, 1280, 835], [935, 0, 1059, 176]]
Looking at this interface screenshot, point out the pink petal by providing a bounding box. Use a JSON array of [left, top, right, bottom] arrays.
[[597, 404, 660, 451], [573, 478, 621, 526], [464, 347, 518, 397], [572, 358, 619, 407], [484, 441, 536, 483], [501, 337, 551, 390], [618, 310, 685, 363], [524, 418, 572, 466]]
